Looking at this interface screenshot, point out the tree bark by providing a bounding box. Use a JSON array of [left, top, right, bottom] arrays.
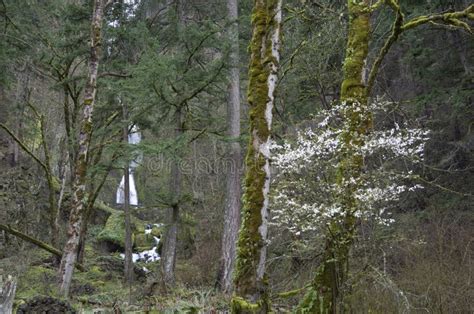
[[231, 0, 282, 312], [218, 0, 241, 295], [37, 113, 60, 249], [161, 108, 182, 287], [58, 0, 106, 298], [0, 275, 16, 314], [123, 104, 134, 288]]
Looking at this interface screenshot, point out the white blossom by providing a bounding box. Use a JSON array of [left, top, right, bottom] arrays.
[[270, 100, 429, 237]]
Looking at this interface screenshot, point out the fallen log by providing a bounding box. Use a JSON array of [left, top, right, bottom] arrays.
[[0, 224, 84, 272]]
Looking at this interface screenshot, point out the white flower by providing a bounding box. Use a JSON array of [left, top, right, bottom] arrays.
[[270, 99, 429, 236]]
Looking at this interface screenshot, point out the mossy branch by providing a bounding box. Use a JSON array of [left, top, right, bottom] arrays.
[[275, 283, 311, 298], [30, 102, 60, 244], [0, 224, 84, 272], [401, 4, 474, 32], [368, 3, 473, 95], [367, 0, 403, 95], [230, 296, 262, 313]]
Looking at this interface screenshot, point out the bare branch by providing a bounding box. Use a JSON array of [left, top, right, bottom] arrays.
[[98, 71, 132, 78], [0, 122, 49, 173]]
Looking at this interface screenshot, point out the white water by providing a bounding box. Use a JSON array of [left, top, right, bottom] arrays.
[[116, 173, 138, 205], [116, 125, 142, 206], [120, 225, 161, 264]]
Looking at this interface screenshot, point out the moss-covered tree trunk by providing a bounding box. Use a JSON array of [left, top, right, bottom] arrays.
[[218, 0, 242, 295], [58, 0, 106, 298], [298, 1, 371, 313], [231, 0, 282, 312]]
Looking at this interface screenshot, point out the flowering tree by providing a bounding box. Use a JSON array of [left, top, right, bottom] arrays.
[[271, 100, 428, 237], [271, 99, 429, 311], [286, 1, 473, 311]]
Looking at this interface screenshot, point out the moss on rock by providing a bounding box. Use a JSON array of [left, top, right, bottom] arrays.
[[97, 211, 127, 249]]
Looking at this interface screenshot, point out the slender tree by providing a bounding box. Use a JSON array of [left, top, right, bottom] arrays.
[[218, 0, 242, 294], [161, 108, 183, 287], [58, 0, 109, 297], [231, 0, 282, 311], [122, 103, 134, 293]]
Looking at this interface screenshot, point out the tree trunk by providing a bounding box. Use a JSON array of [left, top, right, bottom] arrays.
[[298, 1, 371, 312], [58, 0, 106, 298], [123, 105, 134, 288], [231, 0, 282, 312], [161, 108, 182, 287], [38, 114, 60, 249], [218, 0, 241, 295], [0, 275, 16, 314]]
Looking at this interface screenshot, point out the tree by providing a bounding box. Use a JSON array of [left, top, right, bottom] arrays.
[[58, 0, 109, 298], [161, 107, 182, 287], [124, 1, 227, 288], [122, 104, 134, 295], [218, 0, 242, 294], [297, 1, 474, 312], [231, 0, 283, 311]]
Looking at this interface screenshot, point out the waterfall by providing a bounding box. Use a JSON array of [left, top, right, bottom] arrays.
[[120, 224, 161, 265], [116, 125, 142, 206]]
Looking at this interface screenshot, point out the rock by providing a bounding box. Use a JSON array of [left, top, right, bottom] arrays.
[[16, 296, 76, 314]]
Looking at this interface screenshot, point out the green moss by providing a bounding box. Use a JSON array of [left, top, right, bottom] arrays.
[[233, 148, 266, 295], [16, 266, 58, 300], [341, 1, 370, 102], [97, 211, 127, 248], [233, 1, 281, 308], [96, 206, 164, 251], [134, 233, 155, 249], [230, 296, 262, 314]]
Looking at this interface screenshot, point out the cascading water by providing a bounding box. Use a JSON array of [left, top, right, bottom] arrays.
[[116, 125, 162, 266], [120, 224, 161, 264], [116, 125, 142, 206]]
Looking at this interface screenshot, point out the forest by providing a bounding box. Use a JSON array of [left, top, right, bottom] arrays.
[[0, 0, 473, 313]]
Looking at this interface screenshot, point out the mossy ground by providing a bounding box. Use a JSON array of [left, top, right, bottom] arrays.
[[7, 245, 229, 313], [3, 207, 211, 313]]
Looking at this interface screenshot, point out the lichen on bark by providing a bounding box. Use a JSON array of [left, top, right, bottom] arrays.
[[58, 0, 106, 298], [232, 0, 282, 312]]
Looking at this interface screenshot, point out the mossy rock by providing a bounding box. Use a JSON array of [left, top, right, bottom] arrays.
[[134, 233, 154, 249], [135, 225, 163, 248], [97, 211, 127, 249], [96, 207, 162, 251], [94, 256, 147, 281]]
